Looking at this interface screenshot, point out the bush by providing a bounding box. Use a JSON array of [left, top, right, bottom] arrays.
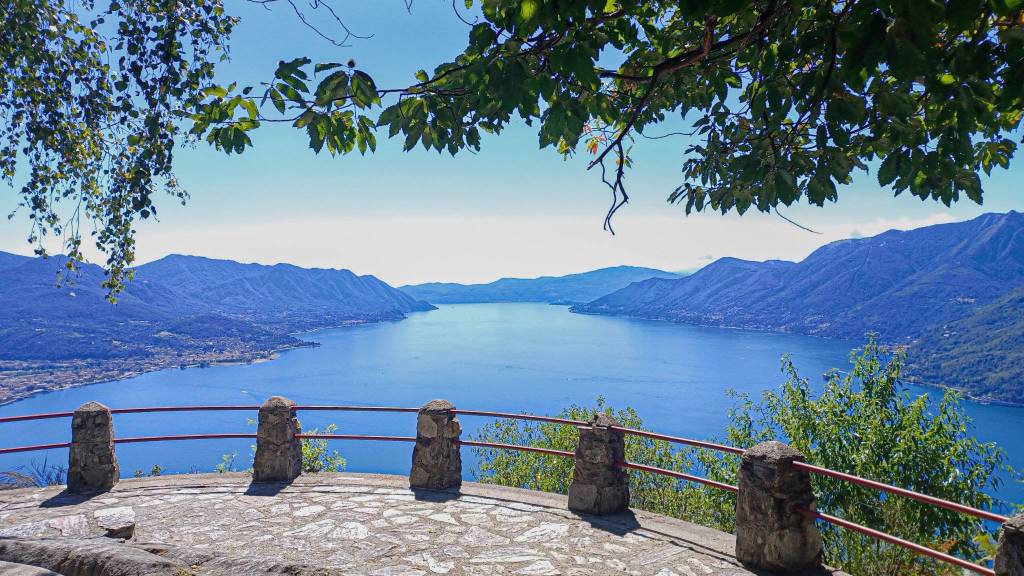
[[471, 339, 1010, 576], [300, 423, 346, 473], [471, 396, 737, 531]]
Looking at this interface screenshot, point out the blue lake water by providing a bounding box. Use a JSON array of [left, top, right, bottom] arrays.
[[1, 303, 1020, 505]]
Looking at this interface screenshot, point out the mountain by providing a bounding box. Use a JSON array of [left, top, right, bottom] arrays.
[[0, 251, 30, 271], [0, 253, 435, 402], [400, 266, 682, 305], [135, 255, 434, 331], [908, 285, 1024, 405], [573, 212, 1024, 403]]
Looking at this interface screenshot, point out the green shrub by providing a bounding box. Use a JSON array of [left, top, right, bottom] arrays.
[[471, 339, 1010, 576], [299, 423, 346, 473]]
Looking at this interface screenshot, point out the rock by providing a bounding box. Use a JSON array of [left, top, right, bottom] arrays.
[[0, 560, 62, 575], [996, 514, 1024, 576], [46, 514, 91, 537], [252, 396, 302, 482], [0, 538, 189, 576], [410, 399, 462, 490], [95, 506, 136, 539], [567, 413, 629, 515], [67, 401, 119, 493], [734, 441, 823, 572], [132, 542, 348, 575]]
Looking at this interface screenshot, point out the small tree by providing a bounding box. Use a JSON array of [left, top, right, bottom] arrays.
[[729, 340, 1009, 575]]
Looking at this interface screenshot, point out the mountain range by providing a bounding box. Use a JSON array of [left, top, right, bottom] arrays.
[[0, 254, 433, 402], [572, 211, 1024, 404], [400, 266, 681, 305]]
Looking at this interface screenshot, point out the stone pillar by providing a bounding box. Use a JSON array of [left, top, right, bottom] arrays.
[[567, 413, 629, 515], [252, 396, 301, 483], [995, 514, 1024, 576], [410, 399, 462, 490], [67, 401, 119, 493], [735, 441, 823, 572]]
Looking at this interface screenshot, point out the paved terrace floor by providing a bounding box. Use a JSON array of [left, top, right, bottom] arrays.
[[0, 473, 841, 576]]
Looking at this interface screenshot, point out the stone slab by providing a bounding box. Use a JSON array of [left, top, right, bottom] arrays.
[[0, 472, 849, 576]]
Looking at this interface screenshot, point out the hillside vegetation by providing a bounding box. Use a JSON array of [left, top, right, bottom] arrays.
[[909, 285, 1024, 405], [0, 254, 434, 401]]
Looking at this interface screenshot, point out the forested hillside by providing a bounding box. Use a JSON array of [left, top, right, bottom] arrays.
[[574, 212, 1024, 403], [0, 254, 434, 402]]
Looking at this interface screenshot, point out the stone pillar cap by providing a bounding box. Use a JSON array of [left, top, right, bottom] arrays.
[[744, 440, 806, 463], [588, 413, 620, 428], [262, 396, 296, 408], [420, 399, 455, 413], [75, 401, 110, 412], [1004, 513, 1024, 535]]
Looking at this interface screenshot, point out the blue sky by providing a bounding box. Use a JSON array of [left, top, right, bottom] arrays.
[[1, 2, 1020, 285]]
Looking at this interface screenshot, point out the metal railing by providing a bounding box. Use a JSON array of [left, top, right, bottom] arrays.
[[0, 401, 1009, 575]]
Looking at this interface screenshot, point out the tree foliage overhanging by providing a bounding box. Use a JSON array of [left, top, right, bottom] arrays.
[[3, 0, 1023, 295]]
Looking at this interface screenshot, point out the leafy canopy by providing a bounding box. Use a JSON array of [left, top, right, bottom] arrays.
[[4, 0, 1024, 295], [472, 341, 1010, 575]]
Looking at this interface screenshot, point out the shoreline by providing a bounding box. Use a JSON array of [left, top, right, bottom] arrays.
[[0, 316, 417, 409], [0, 334, 335, 405], [0, 341, 316, 408]]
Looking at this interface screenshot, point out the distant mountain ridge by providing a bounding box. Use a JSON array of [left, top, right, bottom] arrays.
[[0, 253, 434, 402], [400, 266, 682, 305], [134, 255, 434, 331], [572, 211, 1024, 404]]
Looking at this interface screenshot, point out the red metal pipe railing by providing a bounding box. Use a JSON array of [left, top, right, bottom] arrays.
[[293, 405, 419, 413], [110, 406, 259, 414], [796, 507, 995, 576], [793, 460, 1008, 524], [455, 439, 575, 459], [0, 412, 74, 424], [617, 460, 739, 493], [0, 402, 1009, 576], [451, 409, 588, 427], [0, 442, 72, 455], [295, 434, 415, 442], [114, 434, 256, 444], [611, 426, 745, 456]]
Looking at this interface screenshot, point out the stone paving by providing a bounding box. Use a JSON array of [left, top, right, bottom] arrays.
[[0, 472, 834, 575]]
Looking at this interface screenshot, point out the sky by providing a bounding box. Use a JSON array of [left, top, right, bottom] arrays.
[[1, 2, 1020, 286]]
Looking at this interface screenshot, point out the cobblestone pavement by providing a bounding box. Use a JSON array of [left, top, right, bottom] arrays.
[[0, 473, 816, 575]]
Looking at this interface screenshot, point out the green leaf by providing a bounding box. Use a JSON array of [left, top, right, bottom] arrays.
[[878, 153, 902, 186], [202, 85, 227, 98], [293, 109, 316, 128], [315, 62, 344, 74], [269, 89, 286, 114], [350, 70, 379, 108]]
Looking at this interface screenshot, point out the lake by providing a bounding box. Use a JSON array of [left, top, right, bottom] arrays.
[[1, 303, 1020, 505]]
